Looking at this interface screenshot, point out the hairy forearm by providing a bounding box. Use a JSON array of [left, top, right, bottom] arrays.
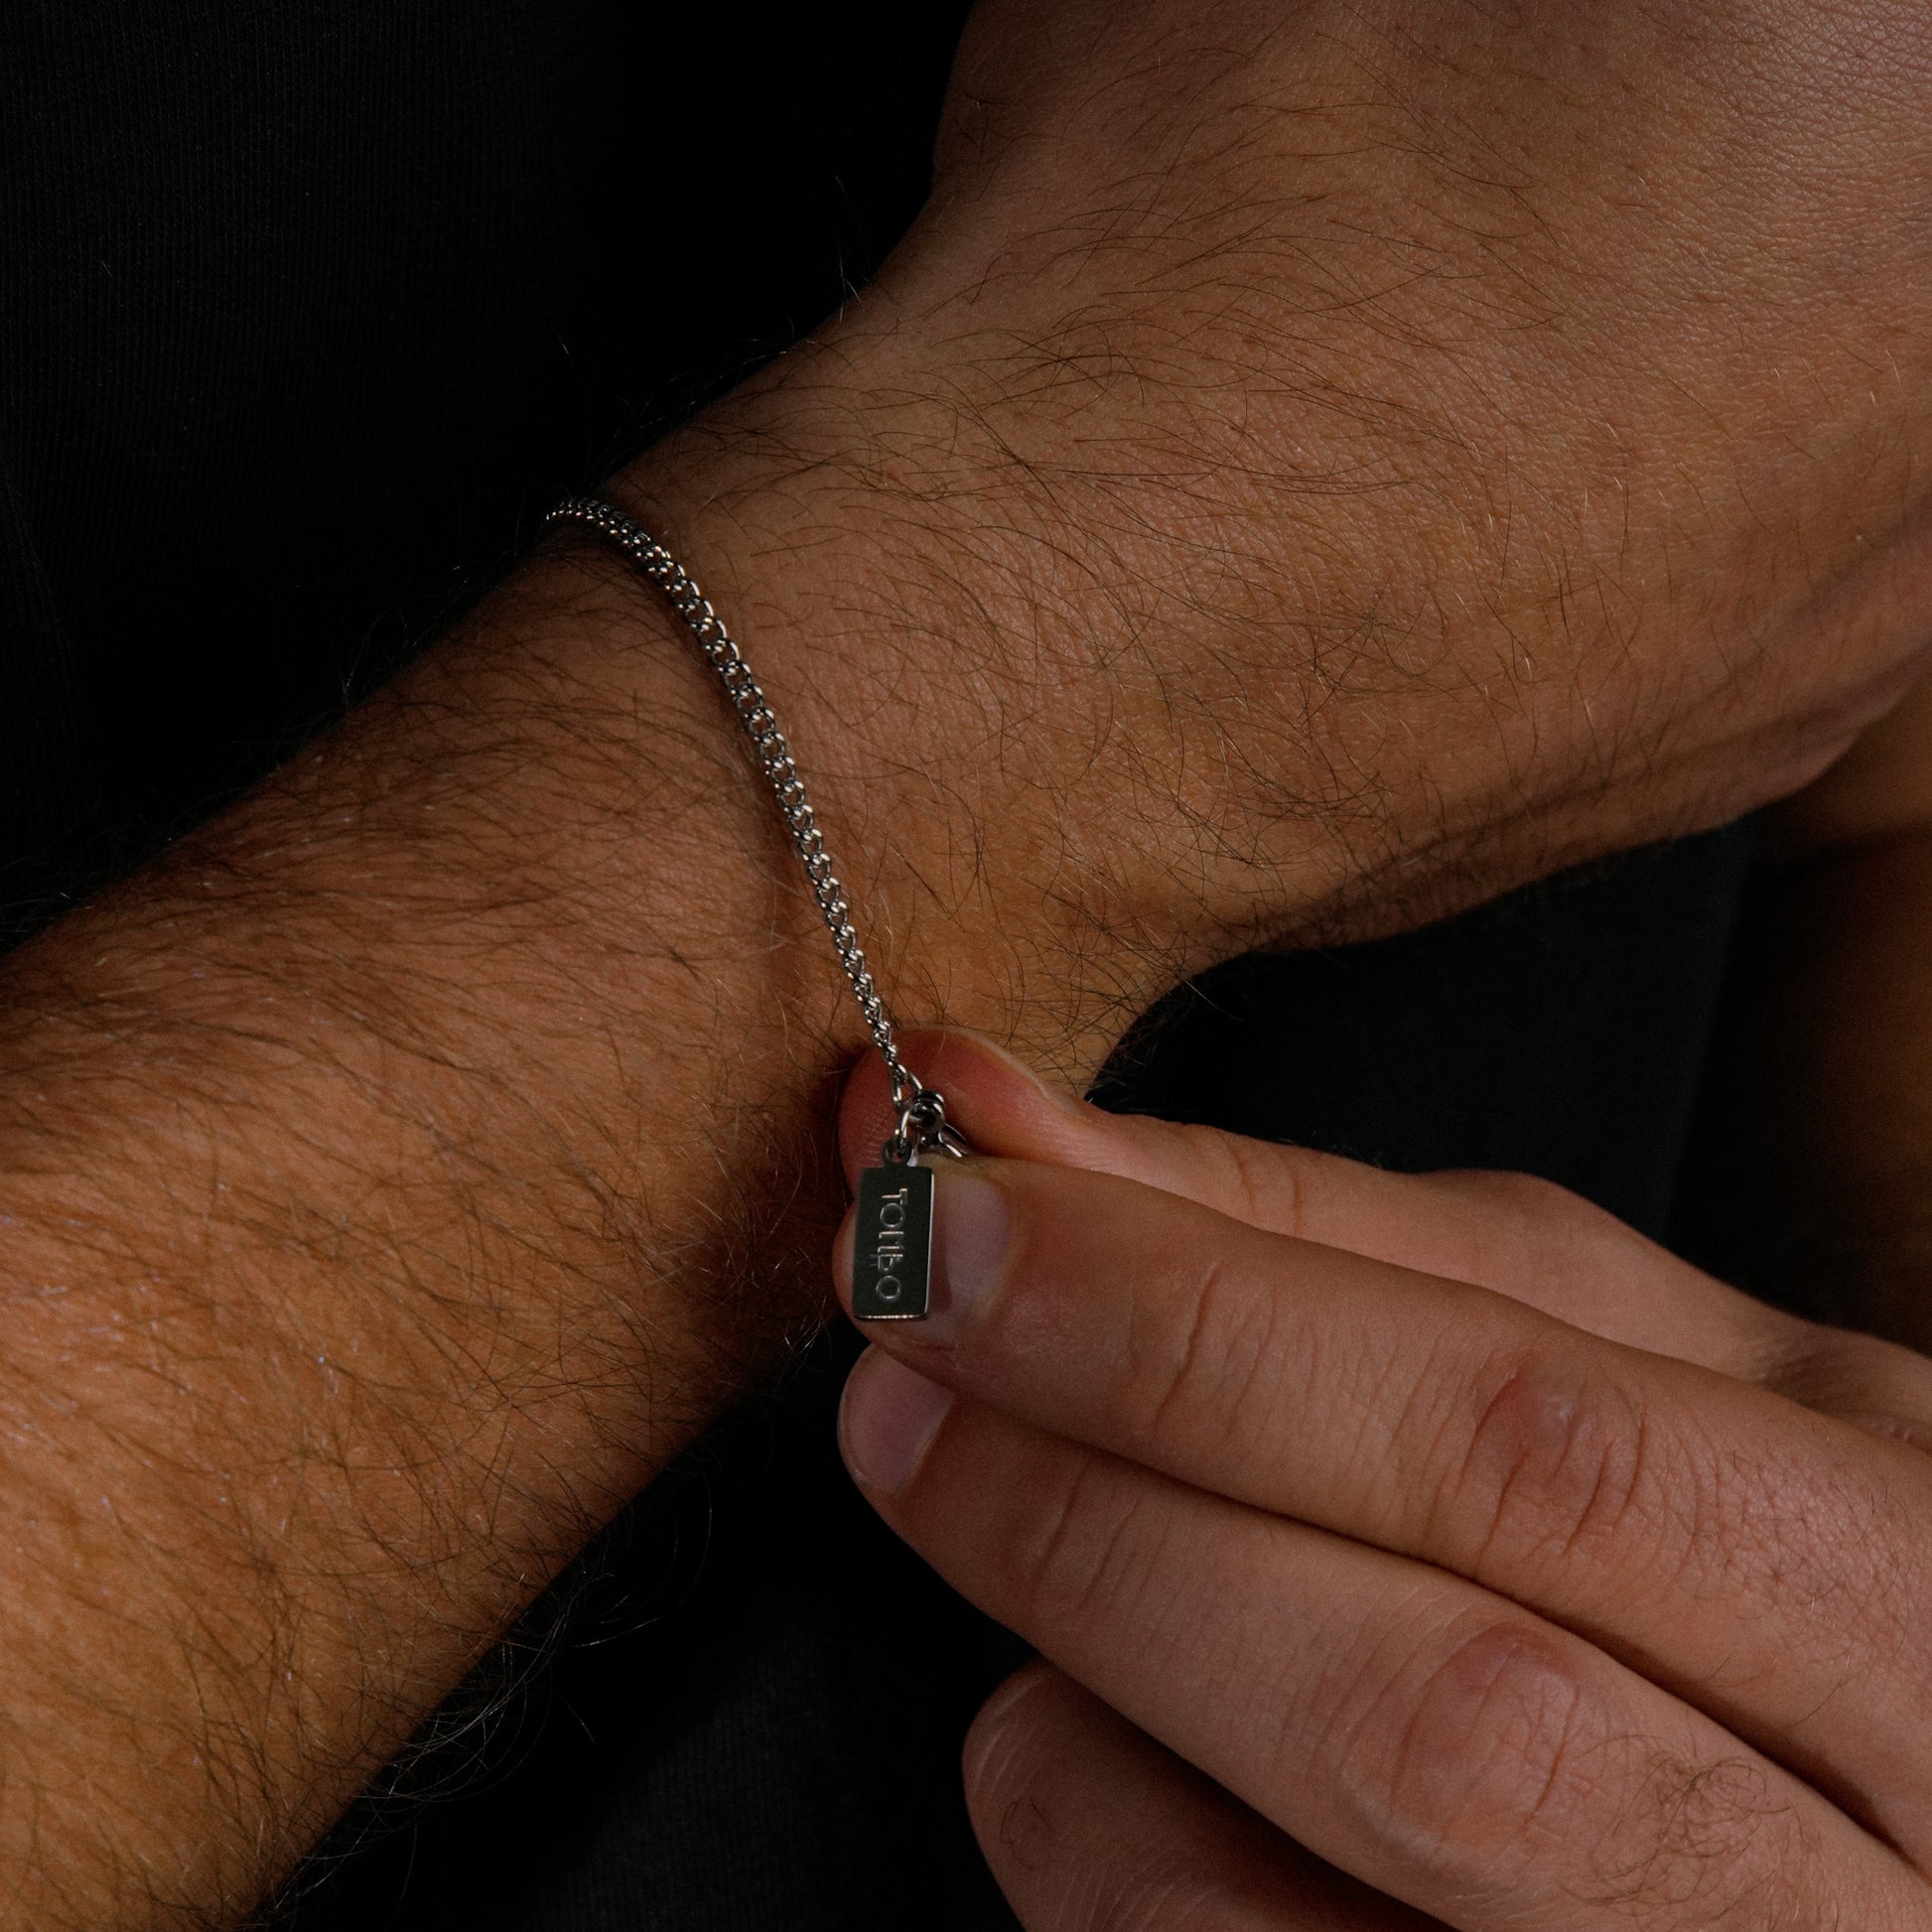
[[17, 0, 1932, 1906], [0, 555, 816, 1917], [0, 313, 1398, 1915], [0, 429, 1157, 1915], [0, 367, 1875, 1924]]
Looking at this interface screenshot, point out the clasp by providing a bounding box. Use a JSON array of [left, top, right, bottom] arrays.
[[882, 1087, 969, 1167]]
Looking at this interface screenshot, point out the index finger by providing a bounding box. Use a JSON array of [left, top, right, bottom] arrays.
[[840, 1030, 1797, 1374], [837, 1155, 1932, 1868]]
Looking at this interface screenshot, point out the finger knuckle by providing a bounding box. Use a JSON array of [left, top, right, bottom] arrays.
[[1334, 1613, 1592, 1874], [1764, 1327, 1932, 1450], [1430, 1167, 1651, 1284], [1331, 1615, 1823, 1922], [1150, 1119, 1313, 1240], [1000, 1453, 1170, 1639], [1445, 1341, 1686, 1584], [1446, 1343, 1929, 1703], [1124, 1249, 1285, 1458], [1435, 1168, 1585, 1223], [1211, 1129, 1310, 1239]]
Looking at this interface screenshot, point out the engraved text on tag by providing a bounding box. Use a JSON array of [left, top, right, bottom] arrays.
[[853, 1164, 935, 1320]]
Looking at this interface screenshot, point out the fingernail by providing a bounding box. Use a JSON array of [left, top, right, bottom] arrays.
[[841, 1348, 954, 1494], [931, 1164, 1012, 1330]]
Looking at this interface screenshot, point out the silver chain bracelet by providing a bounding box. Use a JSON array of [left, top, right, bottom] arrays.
[[546, 496, 962, 1319]]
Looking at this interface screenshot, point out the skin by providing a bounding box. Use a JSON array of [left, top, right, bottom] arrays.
[[8, 0, 1932, 1919], [834, 1029, 1932, 1927], [842, 1028, 1932, 1916]]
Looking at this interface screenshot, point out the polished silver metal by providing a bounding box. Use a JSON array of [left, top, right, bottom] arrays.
[[547, 495, 966, 1175], [886, 1088, 968, 1168], [852, 1163, 935, 1320]]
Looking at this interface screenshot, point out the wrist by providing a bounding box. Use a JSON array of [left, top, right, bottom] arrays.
[[609, 346, 1341, 1085]]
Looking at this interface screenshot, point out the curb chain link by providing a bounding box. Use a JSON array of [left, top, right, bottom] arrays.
[[546, 497, 962, 1160]]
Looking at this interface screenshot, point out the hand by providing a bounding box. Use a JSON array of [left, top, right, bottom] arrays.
[[15, 5, 1932, 1914], [834, 1035, 1932, 1927], [645, 0, 1932, 1043]]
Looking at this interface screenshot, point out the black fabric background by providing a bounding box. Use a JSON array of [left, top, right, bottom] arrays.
[[0, 0, 974, 906], [0, 7, 1753, 1927]]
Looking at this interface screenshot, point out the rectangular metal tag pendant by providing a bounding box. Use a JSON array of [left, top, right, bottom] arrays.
[[852, 1163, 934, 1321]]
